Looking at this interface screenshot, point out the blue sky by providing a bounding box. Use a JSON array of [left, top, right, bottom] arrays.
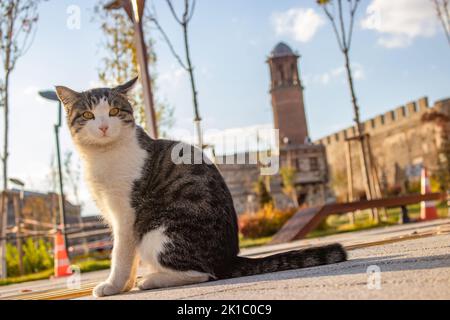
[[2, 0, 449, 215]]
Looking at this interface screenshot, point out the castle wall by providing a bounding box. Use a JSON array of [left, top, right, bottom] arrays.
[[315, 97, 450, 200]]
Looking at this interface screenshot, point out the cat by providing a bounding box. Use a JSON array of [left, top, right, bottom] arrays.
[[55, 77, 347, 297]]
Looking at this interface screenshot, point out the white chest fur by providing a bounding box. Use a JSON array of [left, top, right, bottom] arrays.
[[76, 130, 147, 227]]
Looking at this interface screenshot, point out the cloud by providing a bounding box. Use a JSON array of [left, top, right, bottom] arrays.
[[272, 8, 324, 43], [159, 65, 187, 87], [361, 0, 438, 48], [307, 64, 365, 86], [23, 85, 47, 105]]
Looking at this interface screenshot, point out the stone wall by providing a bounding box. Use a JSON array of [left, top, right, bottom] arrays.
[[315, 96, 450, 199], [215, 146, 329, 214]]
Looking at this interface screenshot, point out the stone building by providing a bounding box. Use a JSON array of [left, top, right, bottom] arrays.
[[315, 97, 450, 200], [216, 42, 329, 214]]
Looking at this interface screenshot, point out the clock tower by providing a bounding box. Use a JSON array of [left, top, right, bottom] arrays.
[[267, 42, 309, 146]]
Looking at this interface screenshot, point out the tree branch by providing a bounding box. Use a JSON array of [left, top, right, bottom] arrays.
[[337, 0, 348, 50], [165, 0, 183, 25], [432, 0, 450, 46], [322, 4, 344, 51], [347, 0, 360, 50], [148, 15, 188, 70], [187, 0, 196, 23]]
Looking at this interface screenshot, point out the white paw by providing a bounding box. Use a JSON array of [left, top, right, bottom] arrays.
[[92, 281, 122, 297], [137, 278, 157, 291]]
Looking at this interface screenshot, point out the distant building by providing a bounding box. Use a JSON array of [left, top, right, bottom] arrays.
[[215, 42, 329, 214], [4, 189, 81, 246], [5, 189, 81, 228], [315, 97, 450, 200]]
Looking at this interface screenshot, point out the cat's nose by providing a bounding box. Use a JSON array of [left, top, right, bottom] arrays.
[[99, 125, 109, 134]]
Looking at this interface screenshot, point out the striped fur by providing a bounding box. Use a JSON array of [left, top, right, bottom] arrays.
[[56, 78, 347, 297]]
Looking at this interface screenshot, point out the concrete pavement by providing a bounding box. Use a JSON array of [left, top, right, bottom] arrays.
[[82, 220, 450, 300], [1, 219, 449, 299]]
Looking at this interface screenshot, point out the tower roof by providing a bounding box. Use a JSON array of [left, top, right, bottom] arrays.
[[270, 42, 296, 58]]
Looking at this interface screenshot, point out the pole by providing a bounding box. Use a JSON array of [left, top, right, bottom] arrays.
[[367, 135, 387, 221], [55, 101, 68, 249], [127, 0, 158, 139], [345, 140, 355, 225], [12, 193, 23, 275], [0, 191, 7, 279], [183, 19, 202, 149], [134, 18, 158, 139], [343, 50, 373, 203]]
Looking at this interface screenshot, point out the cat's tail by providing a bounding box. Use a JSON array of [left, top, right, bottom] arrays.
[[217, 243, 347, 279]]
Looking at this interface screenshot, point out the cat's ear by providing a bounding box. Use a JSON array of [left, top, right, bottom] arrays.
[[55, 86, 81, 111], [113, 76, 138, 95]]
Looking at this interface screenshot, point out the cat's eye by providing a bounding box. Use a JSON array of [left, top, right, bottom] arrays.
[[82, 111, 95, 120], [109, 108, 120, 117]]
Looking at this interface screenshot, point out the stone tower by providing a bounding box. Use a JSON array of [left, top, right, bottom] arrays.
[[267, 42, 309, 146]]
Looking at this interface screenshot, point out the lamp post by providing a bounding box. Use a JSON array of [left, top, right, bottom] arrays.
[[8, 177, 24, 275], [38, 90, 69, 249], [104, 0, 158, 139]]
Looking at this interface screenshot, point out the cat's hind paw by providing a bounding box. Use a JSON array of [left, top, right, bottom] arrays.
[[93, 281, 122, 297]]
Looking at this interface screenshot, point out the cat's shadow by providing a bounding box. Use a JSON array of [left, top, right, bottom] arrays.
[[113, 253, 450, 298]]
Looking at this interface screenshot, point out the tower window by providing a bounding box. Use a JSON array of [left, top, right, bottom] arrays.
[[277, 65, 285, 86], [290, 63, 298, 84]]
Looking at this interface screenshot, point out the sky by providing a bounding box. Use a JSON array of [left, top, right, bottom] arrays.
[[1, 0, 449, 216]]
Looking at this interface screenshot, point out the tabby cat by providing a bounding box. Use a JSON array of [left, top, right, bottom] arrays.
[[55, 77, 347, 297]]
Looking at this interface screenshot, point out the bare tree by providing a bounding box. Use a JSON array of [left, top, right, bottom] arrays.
[[317, 0, 376, 219], [149, 0, 203, 148], [0, 0, 41, 279], [432, 0, 450, 46]]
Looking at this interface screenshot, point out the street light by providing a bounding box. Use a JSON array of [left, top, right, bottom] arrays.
[[104, 0, 158, 139], [38, 90, 69, 249], [8, 177, 25, 275], [9, 178, 25, 187]]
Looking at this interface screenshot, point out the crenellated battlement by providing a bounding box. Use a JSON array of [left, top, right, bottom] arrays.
[[315, 96, 450, 146]]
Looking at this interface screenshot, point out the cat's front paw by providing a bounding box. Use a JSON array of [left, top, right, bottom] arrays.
[[93, 281, 122, 297]]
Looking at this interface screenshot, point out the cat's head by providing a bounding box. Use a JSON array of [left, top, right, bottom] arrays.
[[55, 77, 137, 147]]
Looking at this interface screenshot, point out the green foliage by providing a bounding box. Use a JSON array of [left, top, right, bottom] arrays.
[[239, 235, 273, 249], [5, 243, 19, 277], [238, 204, 296, 239], [254, 176, 273, 207], [0, 269, 54, 286], [76, 259, 111, 273], [6, 238, 53, 277], [0, 258, 112, 286], [280, 167, 299, 206]]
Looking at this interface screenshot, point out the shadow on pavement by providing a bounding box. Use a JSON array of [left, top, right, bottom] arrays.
[[110, 253, 450, 298]]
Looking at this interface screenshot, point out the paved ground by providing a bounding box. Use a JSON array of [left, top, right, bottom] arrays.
[[83, 219, 450, 300], [1, 219, 450, 300]]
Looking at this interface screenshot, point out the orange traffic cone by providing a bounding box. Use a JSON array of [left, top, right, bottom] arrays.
[[54, 230, 72, 277], [420, 167, 438, 221]]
